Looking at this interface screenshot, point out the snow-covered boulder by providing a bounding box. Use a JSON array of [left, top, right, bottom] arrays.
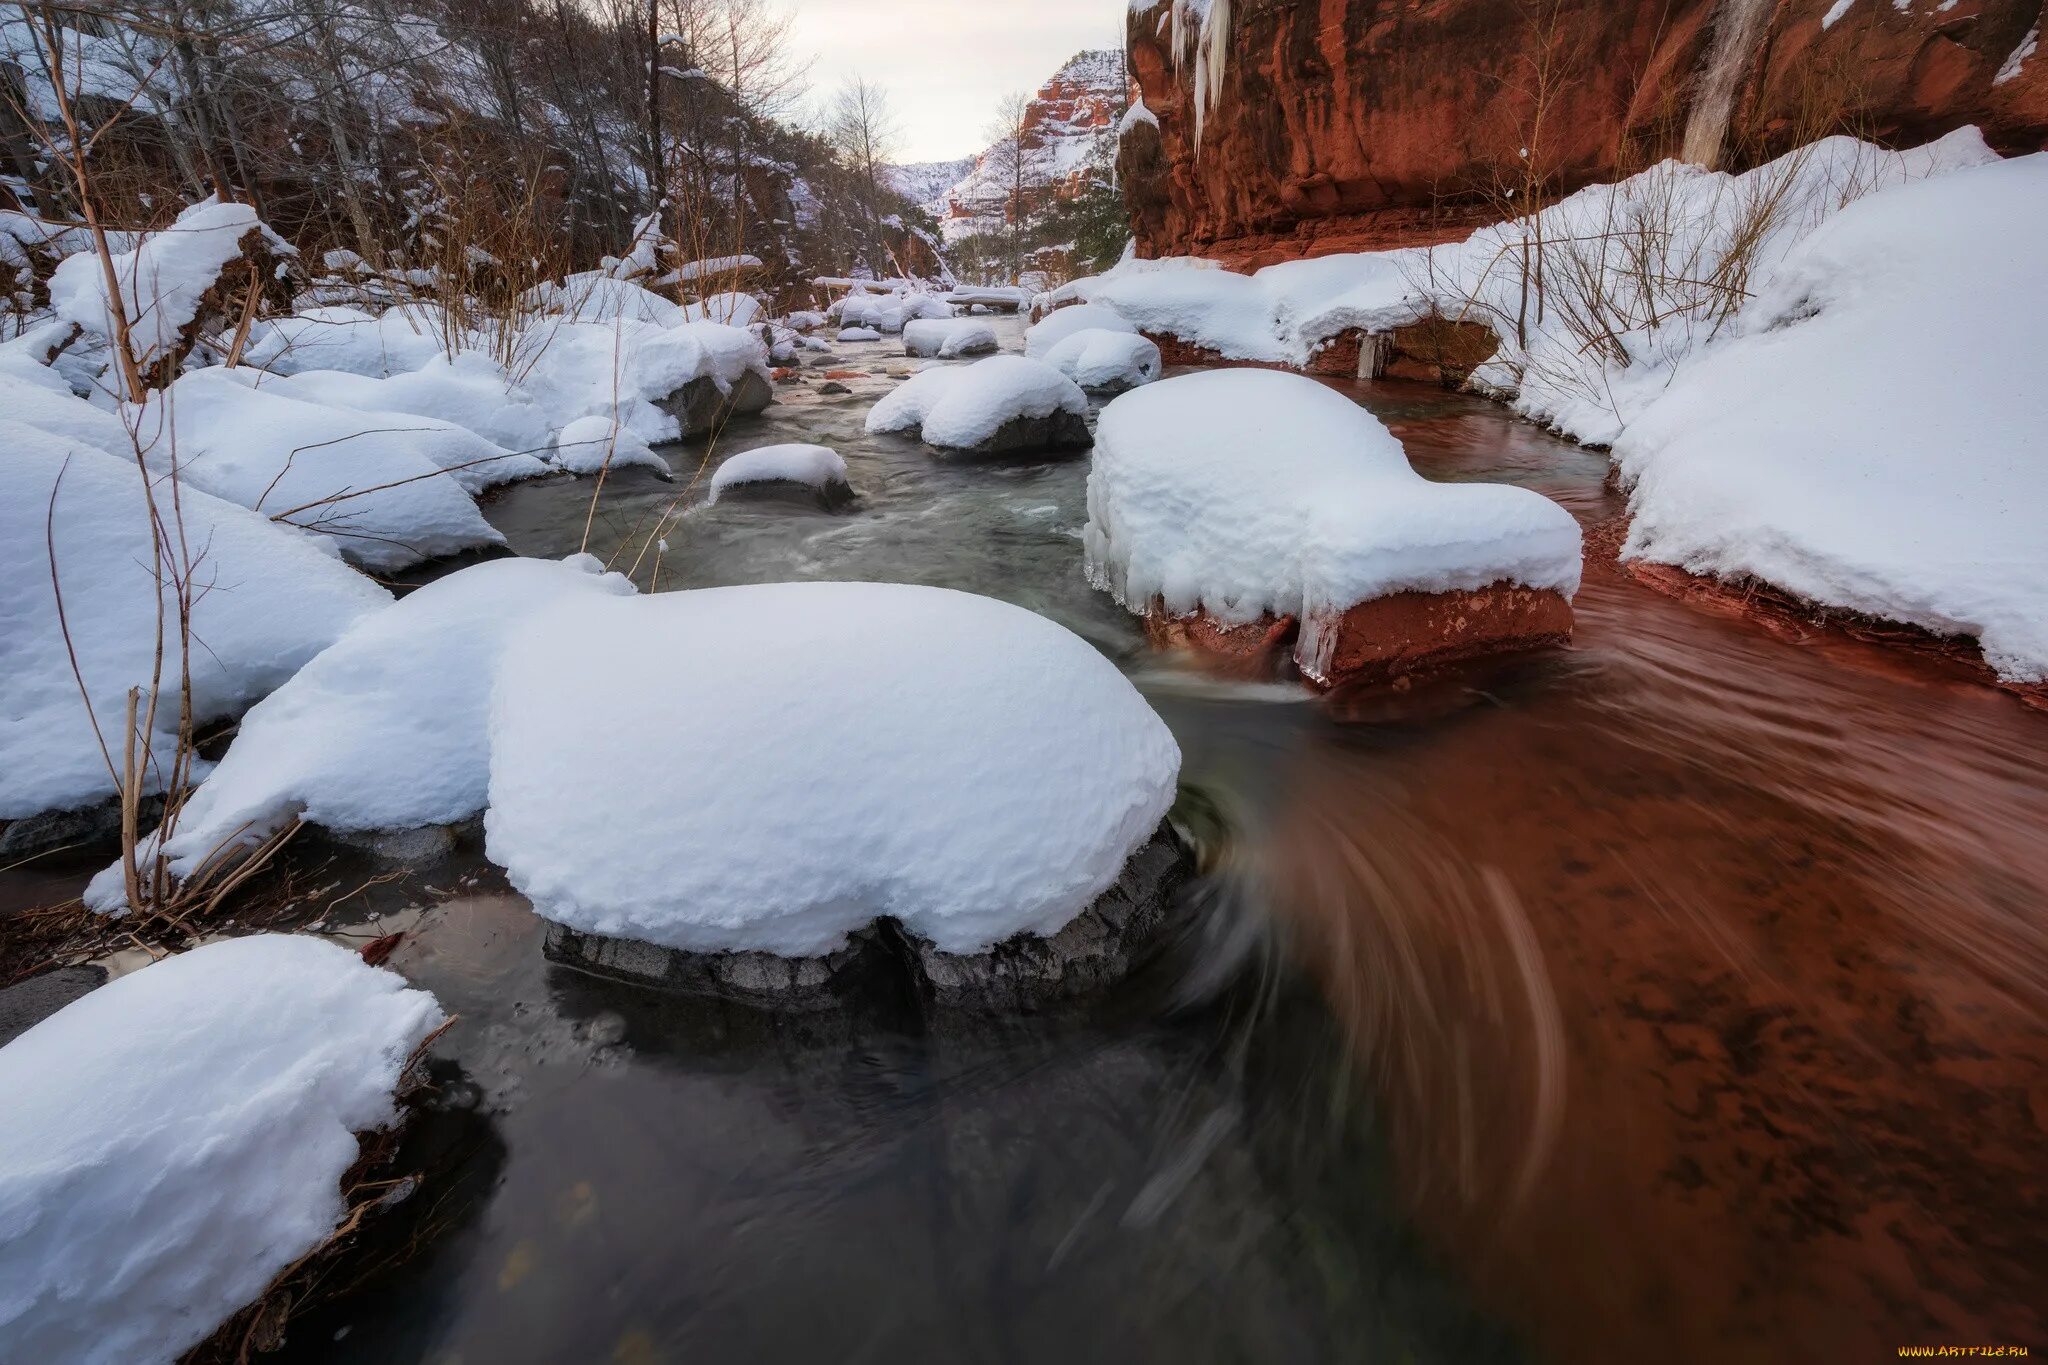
[[707, 443, 851, 509], [522, 272, 684, 328], [837, 290, 951, 334], [784, 310, 828, 331], [947, 286, 1030, 313], [0, 935, 443, 1365], [132, 368, 504, 571], [493, 583, 1185, 1008], [242, 305, 448, 378], [553, 416, 671, 478], [518, 318, 771, 444], [261, 352, 553, 458], [250, 370, 547, 493], [1, 428, 389, 822], [1087, 370, 1582, 688], [681, 291, 761, 328], [1041, 329, 1162, 393], [902, 318, 999, 359], [86, 556, 635, 908], [48, 197, 294, 390], [866, 355, 1091, 457], [1023, 301, 1137, 358], [1614, 150, 2048, 683], [836, 326, 882, 343]]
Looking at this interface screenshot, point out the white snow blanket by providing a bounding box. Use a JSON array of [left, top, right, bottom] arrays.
[[0, 353, 130, 455], [131, 368, 504, 570], [0, 935, 443, 1365], [47, 198, 291, 384], [708, 443, 848, 502], [1615, 151, 2048, 682], [553, 416, 671, 477], [1023, 302, 1137, 358], [866, 355, 1088, 450], [518, 318, 770, 446], [836, 291, 951, 334], [1, 428, 388, 820], [902, 318, 999, 359], [1041, 329, 1161, 391], [521, 273, 684, 328], [87, 556, 635, 907], [1086, 369, 1581, 644], [487, 583, 1180, 956], [247, 370, 544, 493], [242, 306, 450, 378], [260, 354, 554, 460], [681, 291, 761, 328]]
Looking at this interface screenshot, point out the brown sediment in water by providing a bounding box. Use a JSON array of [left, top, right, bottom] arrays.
[[1259, 527, 2048, 1362]]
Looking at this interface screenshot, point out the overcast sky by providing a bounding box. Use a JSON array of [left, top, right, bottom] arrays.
[[777, 0, 1124, 162]]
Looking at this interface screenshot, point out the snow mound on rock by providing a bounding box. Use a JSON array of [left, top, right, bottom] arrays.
[[1023, 301, 1136, 358], [708, 443, 848, 502], [522, 273, 684, 328], [517, 318, 769, 446], [865, 355, 1088, 451], [1042, 329, 1161, 391], [837, 326, 882, 342], [87, 556, 634, 905], [553, 416, 671, 477], [681, 291, 761, 328], [1615, 151, 2048, 682], [1, 429, 389, 821], [0, 935, 443, 1365], [902, 318, 998, 358], [487, 582, 1180, 957], [242, 305, 448, 378], [133, 368, 504, 570], [262, 353, 554, 461], [1086, 370, 1582, 626]]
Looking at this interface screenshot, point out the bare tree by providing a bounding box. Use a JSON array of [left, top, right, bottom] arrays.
[[826, 76, 897, 271], [981, 90, 1036, 280]]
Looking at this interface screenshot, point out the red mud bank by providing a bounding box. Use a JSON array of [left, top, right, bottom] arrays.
[[1257, 535, 2048, 1363], [1120, 0, 2048, 268]]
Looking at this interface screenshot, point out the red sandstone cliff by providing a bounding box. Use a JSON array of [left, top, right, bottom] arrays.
[[942, 49, 1128, 239], [1120, 0, 2048, 268]]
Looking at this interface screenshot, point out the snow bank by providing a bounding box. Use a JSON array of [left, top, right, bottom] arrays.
[[1023, 301, 1136, 357], [553, 416, 671, 477], [47, 198, 291, 383], [681, 291, 761, 328], [1, 429, 388, 820], [522, 272, 684, 328], [865, 355, 1089, 452], [133, 369, 503, 570], [0, 935, 442, 1365], [708, 443, 848, 502], [487, 583, 1180, 956], [1086, 370, 1581, 629], [261, 353, 553, 459], [902, 317, 999, 358], [249, 370, 544, 493], [0, 354, 131, 455], [1042, 329, 1162, 391], [1615, 151, 2048, 681], [243, 306, 448, 378], [92, 557, 635, 903]]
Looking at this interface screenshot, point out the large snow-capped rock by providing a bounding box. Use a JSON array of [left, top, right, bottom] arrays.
[[708, 443, 852, 508], [518, 317, 771, 444], [488, 583, 1181, 962], [902, 318, 998, 359], [1023, 301, 1137, 358], [1041, 329, 1161, 393], [1614, 152, 2048, 683], [0, 935, 443, 1365], [131, 368, 505, 571], [866, 355, 1091, 456], [1, 427, 389, 822], [1086, 369, 1582, 686]]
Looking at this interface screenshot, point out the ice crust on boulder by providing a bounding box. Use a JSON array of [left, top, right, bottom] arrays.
[[487, 583, 1181, 957], [1041, 328, 1162, 391], [1086, 370, 1582, 627], [0, 935, 443, 1365], [865, 355, 1089, 452], [708, 443, 848, 502], [1, 428, 388, 820]]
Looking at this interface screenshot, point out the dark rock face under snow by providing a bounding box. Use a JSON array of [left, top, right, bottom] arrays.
[[541, 826, 1194, 1015]]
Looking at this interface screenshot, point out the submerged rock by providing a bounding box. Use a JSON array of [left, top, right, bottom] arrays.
[[542, 826, 1194, 1014]]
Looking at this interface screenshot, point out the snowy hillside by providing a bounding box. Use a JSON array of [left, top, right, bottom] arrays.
[[883, 158, 976, 216], [935, 49, 1127, 243]]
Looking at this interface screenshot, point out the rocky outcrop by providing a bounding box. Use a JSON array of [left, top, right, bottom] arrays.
[[938, 49, 1128, 241], [1121, 0, 2048, 268], [541, 826, 1194, 1015], [1143, 584, 1574, 689]]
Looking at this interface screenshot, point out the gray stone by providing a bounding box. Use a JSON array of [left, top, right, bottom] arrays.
[[712, 476, 856, 512], [928, 407, 1092, 459], [538, 826, 1192, 1016], [0, 966, 106, 1046], [327, 823, 461, 866], [662, 368, 775, 439], [0, 795, 164, 866], [818, 381, 852, 395]]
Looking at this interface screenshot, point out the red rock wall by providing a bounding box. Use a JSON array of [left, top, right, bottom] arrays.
[[1121, 0, 2048, 268]]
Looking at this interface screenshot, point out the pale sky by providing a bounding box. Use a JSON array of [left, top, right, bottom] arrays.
[[777, 0, 1124, 162]]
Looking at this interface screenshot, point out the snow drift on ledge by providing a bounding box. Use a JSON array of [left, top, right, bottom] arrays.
[[1085, 369, 1582, 628], [488, 583, 1181, 957], [0, 935, 443, 1365]]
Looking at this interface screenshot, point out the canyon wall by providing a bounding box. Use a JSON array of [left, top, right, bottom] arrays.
[[1121, 0, 2048, 268]]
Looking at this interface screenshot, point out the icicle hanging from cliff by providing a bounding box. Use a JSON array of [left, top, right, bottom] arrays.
[[1157, 0, 1231, 155]]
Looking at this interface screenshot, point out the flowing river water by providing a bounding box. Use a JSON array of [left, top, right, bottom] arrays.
[[15, 318, 2048, 1362]]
